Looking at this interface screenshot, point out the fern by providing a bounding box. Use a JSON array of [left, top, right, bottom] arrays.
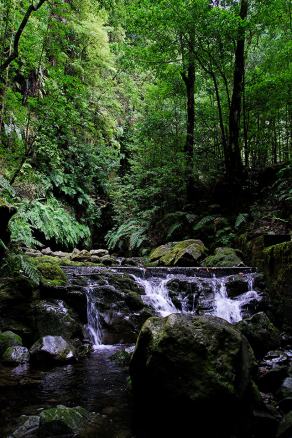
[[0, 176, 16, 196], [0, 253, 41, 285], [9, 197, 91, 249], [107, 220, 148, 251]]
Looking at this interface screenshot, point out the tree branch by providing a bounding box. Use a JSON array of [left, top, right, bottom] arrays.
[[0, 0, 47, 75]]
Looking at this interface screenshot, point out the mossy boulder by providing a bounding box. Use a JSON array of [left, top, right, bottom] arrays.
[[149, 239, 206, 266], [263, 241, 292, 332], [39, 405, 97, 437], [30, 335, 75, 364], [2, 346, 30, 365], [236, 312, 280, 358], [130, 314, 256, 437], [202, 247, 244, 267], [32, 259, 67, 287], [0, 330, 22, 354]]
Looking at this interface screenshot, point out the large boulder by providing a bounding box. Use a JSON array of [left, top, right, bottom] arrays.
[[32, 300, 82, 340], [236, 312, 280, 358], [30, 336, 75, 364], [130, 314, 256, 437], [202, 247, 244, 267], [2, 346, 30, 365], [0, 330, 22, 354], [263, 241, 292, 332], [149, 239, 206, 266]]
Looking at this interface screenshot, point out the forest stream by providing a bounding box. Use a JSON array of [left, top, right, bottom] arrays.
[[0, 265, 265, 437]]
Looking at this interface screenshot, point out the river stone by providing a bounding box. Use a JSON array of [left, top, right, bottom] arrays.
[[0, 330, 22, 354], [236, 312, 280, 358], [30, 336, 75, 363], [2, 346, 30, 365], [202, 247, 244, 267], [130, 314, 256, 437], [149, 239, 206, 266], [39, 405, 96, 436], [33, 300, 82, 339]]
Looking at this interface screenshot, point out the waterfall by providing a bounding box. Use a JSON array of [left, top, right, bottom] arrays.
[[85, 285, 103, 347], [132, 271, 261, 324]]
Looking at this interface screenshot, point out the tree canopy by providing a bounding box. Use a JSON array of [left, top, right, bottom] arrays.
[[0, 0, 291, 251]]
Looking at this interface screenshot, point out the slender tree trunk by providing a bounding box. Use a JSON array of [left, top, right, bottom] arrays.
[[227, 0, 248, 181], [211, 71, 228, 166], [182, 59, 195, 201]]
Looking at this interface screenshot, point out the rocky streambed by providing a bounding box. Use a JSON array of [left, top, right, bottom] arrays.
[[0, 259, 291, 437]]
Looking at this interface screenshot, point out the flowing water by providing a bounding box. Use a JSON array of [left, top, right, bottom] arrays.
[[82, 267, 261, 344], [0, 266, 262, 436]]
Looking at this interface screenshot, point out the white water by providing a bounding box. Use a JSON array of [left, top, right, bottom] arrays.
[[133, 272, 261, 324], [85, 285, 103, 347], [83, 269, 261, 348]]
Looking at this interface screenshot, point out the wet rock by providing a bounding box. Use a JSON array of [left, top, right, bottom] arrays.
[[225, 274, 249, 297], [236, 312, 280, 358], [130, 314, 256, 437], [0, 331, 22, 354], [30, 336, 75, 364], [39, 405, 97, 437], [276, 411, 292, 438], [100, 255, 117, 266], [2, 346, 30, 365], [202, 247, 245, 268], [33, 300, 82, 340], [10, 415, 40, 437], [258, 365, 288, 393], [149, 239, 206, 266]]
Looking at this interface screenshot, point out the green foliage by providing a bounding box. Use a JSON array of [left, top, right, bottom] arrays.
[[0, 252, 41, 285], [106, 220, 148, 251], [9, 198, 90, 249]]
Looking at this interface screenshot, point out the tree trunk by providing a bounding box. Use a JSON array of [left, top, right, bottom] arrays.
[[226, 0, 248, 181], [182, 60, 195, 201]]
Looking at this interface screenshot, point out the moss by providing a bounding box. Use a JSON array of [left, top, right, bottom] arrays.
[[29, 255, 104, 268], [149, 240, 206, 266], [263, 241, 292, 331], [0, 331, 22, 354], [31, 259, 67, 286], [202, 247, 244, 268]]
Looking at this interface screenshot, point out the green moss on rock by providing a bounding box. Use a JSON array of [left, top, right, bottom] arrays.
[[263, 240, 292, 331], [202, 247, 244, 268], [31, 258, 67, 286], [0, 330, 22, 354], [149, 240, 206, 266]]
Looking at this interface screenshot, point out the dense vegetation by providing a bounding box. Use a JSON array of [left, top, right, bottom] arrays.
[[0, 0, 291, 253]]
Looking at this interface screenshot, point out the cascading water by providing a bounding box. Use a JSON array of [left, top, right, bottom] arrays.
[[63, 266, 262, 350], [85, 284, 103, 347], [132, 271, 261, 324]]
